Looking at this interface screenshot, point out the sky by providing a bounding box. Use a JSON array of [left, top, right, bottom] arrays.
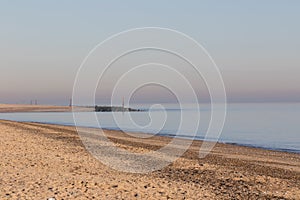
[[0, 1, 299, 105]]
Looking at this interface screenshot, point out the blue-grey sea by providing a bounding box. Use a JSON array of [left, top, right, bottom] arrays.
[[0, 103, 299, 153]]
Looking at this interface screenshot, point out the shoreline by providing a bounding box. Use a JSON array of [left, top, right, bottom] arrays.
[[1, 103, 299, 153], [1, 116, 299, 155], [0, 119, 299, 199], [0, 117, 299, 155]]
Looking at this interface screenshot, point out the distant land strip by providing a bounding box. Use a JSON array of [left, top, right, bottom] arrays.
[[95, 105, 144, 112]]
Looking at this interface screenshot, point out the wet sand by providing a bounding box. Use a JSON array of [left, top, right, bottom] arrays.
[[0, 119, 299, 199]]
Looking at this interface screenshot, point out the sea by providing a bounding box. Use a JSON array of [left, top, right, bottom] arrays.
[[0, 103, 299, 153]]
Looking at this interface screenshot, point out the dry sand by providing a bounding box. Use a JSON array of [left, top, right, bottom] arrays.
[[0, 120, 299, 199]]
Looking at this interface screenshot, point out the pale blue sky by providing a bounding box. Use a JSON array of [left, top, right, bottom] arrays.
[[0, 1, 299, 104]]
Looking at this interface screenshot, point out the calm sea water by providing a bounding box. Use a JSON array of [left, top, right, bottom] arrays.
[[0, 103, 299, 153]]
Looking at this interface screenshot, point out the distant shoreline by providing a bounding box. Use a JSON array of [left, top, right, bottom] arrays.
[[95, 105, 144, 112], [0, 104, 144, 113], [0, 104, 93, 113]]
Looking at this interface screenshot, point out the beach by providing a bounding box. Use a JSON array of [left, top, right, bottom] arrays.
[[0, 119, 299, 199], [2, 1, 300, 199]]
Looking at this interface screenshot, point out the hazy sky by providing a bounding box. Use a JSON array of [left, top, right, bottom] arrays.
[[0, 1, 299, 105]]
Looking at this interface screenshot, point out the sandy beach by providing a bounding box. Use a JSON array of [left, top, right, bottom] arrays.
[[0, 119, 299, 199]]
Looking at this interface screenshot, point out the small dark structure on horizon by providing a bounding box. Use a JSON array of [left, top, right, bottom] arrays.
[[95, 105, 142, 112]]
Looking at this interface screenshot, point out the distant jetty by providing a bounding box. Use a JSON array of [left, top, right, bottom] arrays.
[[95, 105, 143, 112]]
